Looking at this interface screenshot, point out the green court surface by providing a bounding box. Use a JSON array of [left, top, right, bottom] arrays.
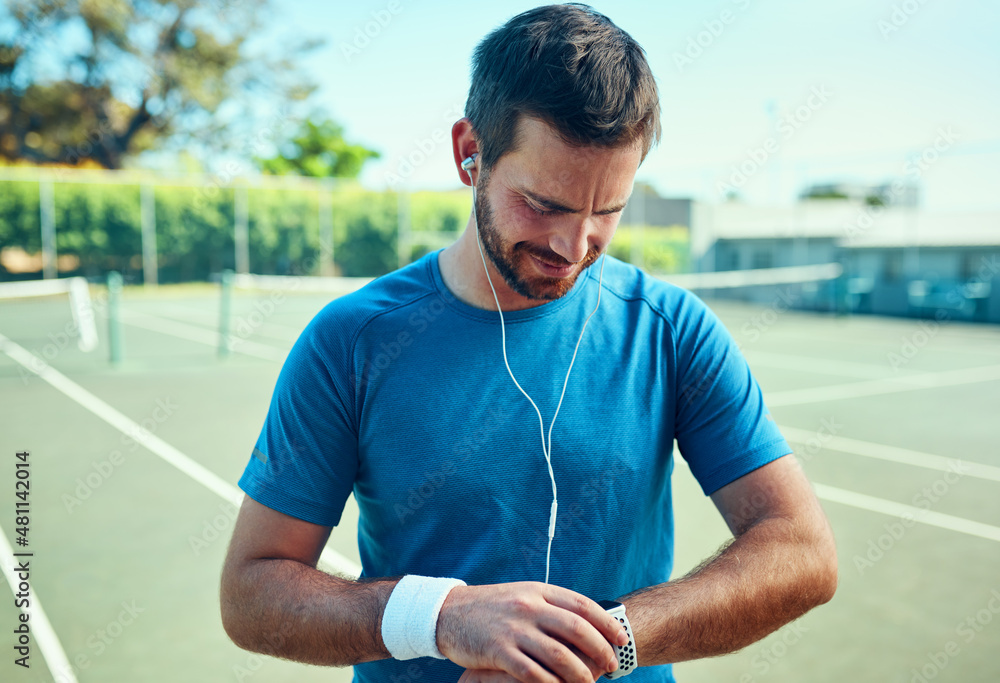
[[1, 280, 998, 682]]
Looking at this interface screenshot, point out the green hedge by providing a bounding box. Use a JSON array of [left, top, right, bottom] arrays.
[[0, 180, 688, 281], [607, 225, 690, 275]]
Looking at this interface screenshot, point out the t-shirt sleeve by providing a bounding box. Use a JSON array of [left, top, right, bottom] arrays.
[[671, 291, 792, 495], [238, 306, 359, 526]]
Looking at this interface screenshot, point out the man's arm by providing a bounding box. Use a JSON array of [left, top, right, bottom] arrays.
[[220, 496, 628, 682], [621, 453, 838, 666], [457, 453, 837, 683], [219, 495, 396, 666]]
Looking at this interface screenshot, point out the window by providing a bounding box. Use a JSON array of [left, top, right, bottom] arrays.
[[751, 247, 774, 270]]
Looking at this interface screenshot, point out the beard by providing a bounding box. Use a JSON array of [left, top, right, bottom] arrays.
[[474, 171, 601, 302]]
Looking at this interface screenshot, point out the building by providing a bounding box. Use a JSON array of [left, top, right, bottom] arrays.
[[689, 199, 1000, 323], [799, 181, 921, 208], [618, 182, 692, 228]]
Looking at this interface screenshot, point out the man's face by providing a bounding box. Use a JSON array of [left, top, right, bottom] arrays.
[[473, 117, 641, 302]]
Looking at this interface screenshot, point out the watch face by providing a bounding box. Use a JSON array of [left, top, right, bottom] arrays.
[[598, 599, 623, 610]]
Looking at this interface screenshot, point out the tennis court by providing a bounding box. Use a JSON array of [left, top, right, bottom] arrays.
[[1, 272, 998, 682]]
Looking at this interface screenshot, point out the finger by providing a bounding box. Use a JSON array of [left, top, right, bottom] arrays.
[[494, 649, 563, 683], [518, 633, 597, 683], [544, 588, 628, 648], [535, 607, 619, 674], [566, 642, 612, 680]]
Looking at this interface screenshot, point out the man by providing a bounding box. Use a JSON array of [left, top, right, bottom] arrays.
[[220, 5, 838, 683]]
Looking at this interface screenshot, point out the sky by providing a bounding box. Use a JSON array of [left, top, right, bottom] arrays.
[[258, 0, 999, 212]]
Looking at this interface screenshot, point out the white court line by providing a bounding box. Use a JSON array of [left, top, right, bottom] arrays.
[[814, 483, 1000, 543], [0, 523, 78, 683], [673, 451, 1000, 543], [743, 350, 912, 380], [0, 332, 360, 579], [119, 309, 288, 362], [780, 425, 1000, 483], [765, 363, 1000, 407]]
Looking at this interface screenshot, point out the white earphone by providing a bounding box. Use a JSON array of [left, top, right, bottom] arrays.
[[462, 152, 608, 585]]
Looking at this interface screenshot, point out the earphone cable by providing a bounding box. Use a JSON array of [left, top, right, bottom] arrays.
[[470, 178, 607, 585]]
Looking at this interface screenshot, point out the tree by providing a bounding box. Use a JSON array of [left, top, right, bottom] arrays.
[[255, 117, 379, 178], [0, 0, 322, 168]]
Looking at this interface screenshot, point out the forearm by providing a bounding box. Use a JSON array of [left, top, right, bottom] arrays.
[[620, 515, 837, 667], [220, 558, 399, 667]]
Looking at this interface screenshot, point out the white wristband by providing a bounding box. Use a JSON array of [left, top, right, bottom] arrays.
[[380, 575, 467, 660]]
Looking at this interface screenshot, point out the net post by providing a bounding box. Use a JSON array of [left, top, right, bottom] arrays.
[[834, 249, 850, 317], [397, 191, 410, 269], [68, 277, 98, 352], [219, 269, 234, 357], [234, 187, 250, 275], [319, 179, 335, 276], [107, 271, 123, 365], [39, 177, 57, 279], [140, 183, 158, 287]]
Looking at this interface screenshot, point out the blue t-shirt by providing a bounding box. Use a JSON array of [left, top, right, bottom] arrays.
[[238, 249, 791, 683]]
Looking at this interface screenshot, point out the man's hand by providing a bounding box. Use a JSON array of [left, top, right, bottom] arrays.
[[437, 581, 627, 683], [458, 641, 611, 683]]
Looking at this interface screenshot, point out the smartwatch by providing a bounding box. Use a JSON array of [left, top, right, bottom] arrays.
[[598, 600, 636, 678]]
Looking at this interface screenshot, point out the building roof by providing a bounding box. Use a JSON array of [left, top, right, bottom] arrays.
[[843, 210, 1000, 248], [690, 200, 1000, 256]]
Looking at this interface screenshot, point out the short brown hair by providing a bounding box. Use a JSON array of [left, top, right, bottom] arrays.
[[465, 3, 661, 172]]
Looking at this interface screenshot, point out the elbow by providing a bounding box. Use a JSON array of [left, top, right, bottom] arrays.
[[813, 555, 838, 607], [220, 598, 247, 650], [219, 565, 253, 651], [809, 526, 839, 607]]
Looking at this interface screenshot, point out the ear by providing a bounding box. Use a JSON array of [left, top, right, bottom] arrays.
[[452, 118, 479, 186]]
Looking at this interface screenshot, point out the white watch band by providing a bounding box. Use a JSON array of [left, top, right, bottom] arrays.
[[380, 575, 466, 660], [599, 600, 636, 678]]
